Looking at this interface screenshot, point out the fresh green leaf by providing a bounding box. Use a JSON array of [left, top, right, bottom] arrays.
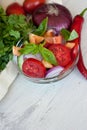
[[0, 40, 4, 49], [19, 41, 57, 66], [19, 43, 39, 55], [8, 14, 26, 26], [61, 29, 78, 41], [61, 29, 70, 41], [33, 17, 48, 36], [39, 44, 57, 65], [68, 29, 78, 41], [9, 30, 20, 39]]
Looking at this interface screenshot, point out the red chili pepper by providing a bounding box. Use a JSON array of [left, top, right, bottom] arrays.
[[77, 51, 87, 79], [70, 8, 87, 79], [70, 9, 85, 44]]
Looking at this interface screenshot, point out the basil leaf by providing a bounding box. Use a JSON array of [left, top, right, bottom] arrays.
[[19, 43, 39, 55], [68, 29, 78, 41], [61, 29, 70, 41], [61, 29, 78, 41], [19, 41, 57, 66], [33, 17, 48, 36], [39, 45, 57, 65]]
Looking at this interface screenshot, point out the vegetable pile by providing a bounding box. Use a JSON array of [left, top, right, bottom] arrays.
[[0, 1, 87, 80]]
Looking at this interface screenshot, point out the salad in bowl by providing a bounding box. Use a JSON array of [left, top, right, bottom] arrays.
[[12, 3, 79, 83]]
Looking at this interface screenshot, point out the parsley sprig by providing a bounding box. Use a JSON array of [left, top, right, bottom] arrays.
[[0, 6, 35, 71]]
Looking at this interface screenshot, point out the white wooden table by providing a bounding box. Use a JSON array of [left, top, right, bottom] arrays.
[[0, 0, 87, 130]]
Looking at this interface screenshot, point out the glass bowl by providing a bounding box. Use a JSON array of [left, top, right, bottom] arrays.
[[16, 38, 79, 84]]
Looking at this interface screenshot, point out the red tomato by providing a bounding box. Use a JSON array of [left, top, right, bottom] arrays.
[[6, 2, 25, 15], [23, 0, 45, 14], [48, 44, 71, 67], [22, 58, 46, 78]]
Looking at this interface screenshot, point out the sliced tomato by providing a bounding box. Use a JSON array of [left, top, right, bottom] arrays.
[[22, 58, 46, 78], [48, 44, 71, 67], [6, 2, 25, 15]]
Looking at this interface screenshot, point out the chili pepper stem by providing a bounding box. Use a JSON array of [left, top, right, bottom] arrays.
[[80, 8, 87, 16]]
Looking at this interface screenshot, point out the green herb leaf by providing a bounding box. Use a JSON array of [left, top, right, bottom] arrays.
[[8, 14, 26, 26], [33, 17, 48, 36], [68, 29, 78, 41], [19, 43, 39, 55], [61, 29, 78, 41], [39, 44, 57, 65], [0, 40, 4, 49], [61, 29, 70, 41], [9, 30, 20, 39], [19, 41, 57, 66]]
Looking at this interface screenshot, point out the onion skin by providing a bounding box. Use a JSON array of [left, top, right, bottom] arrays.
[[32, 3, 72, 35]]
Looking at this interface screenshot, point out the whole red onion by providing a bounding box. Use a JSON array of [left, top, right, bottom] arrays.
[[32, 3, 72, 35]]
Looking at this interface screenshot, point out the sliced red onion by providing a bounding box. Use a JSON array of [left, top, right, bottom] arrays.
[[23, 53, 42, 61], [32, 3, 72, 35], [45, 66, 64, 78]]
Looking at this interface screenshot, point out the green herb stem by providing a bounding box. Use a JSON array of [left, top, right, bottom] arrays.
[[80, 8, 87, 17]]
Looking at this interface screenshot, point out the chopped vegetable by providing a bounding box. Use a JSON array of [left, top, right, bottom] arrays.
[[29, 33, 44, 44], [12, 46, 21, 56], [22, 58, 46, 78], [42, 59, 53, 68], [48, 44, 71, 66], [44, 29, 55, 37], [45, 66, 64, 78]]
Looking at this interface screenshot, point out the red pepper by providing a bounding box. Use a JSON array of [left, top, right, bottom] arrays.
[[77, 51, 87, 79], [70, 8, 87, 79]]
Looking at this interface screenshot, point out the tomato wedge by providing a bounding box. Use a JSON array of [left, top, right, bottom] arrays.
[[48, 44, 71, 66], [22, 58, 46, 78]]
